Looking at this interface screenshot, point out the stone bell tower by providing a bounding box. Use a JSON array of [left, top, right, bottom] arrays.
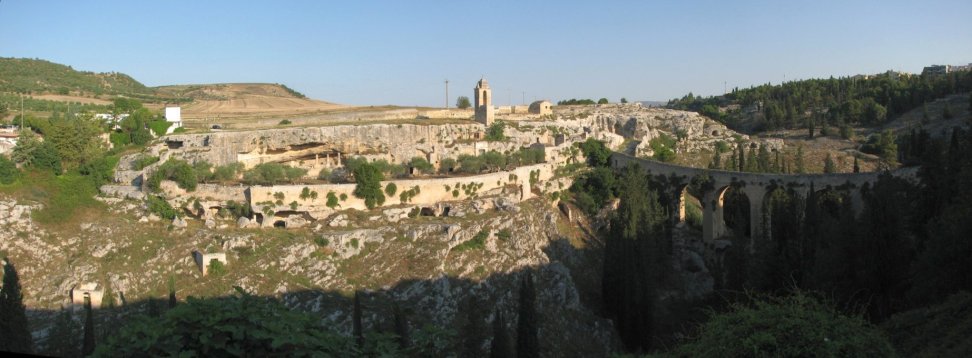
[[474, 77, 494, 126]]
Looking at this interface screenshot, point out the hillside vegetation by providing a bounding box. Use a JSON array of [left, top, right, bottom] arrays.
[[669, 70, 972, 133], [0, 58, 156, 98], [0, 58, 330, 121]]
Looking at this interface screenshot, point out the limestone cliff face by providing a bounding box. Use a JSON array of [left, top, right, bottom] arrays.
[[160, 124, 489, 167]]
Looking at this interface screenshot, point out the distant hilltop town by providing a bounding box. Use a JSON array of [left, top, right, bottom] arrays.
[[922, 63, 972, 76]]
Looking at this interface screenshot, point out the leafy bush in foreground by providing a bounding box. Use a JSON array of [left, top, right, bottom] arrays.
[[669, 293, 896, 357]]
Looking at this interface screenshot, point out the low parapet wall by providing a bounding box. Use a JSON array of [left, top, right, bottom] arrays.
[[159, 162, 558, 224], [248, 163, 555, 218]]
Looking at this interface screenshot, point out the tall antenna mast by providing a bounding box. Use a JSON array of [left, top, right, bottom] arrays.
[[444, 79, 449, 108]]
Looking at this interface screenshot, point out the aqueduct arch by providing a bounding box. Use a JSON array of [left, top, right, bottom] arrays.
[[611, 153, 915, 243]]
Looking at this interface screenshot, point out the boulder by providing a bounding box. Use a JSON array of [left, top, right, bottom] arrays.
[[237, 216, 252, 228], [172, 217, 187, 228]]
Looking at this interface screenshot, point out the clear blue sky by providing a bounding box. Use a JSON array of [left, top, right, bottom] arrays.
[[1, 0, 970, 106]]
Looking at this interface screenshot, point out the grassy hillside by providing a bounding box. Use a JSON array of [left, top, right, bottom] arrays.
[[0, 57, 154, 97]]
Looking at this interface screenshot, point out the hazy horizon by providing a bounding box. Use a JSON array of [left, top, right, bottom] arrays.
[[1, 0, 970, 106]]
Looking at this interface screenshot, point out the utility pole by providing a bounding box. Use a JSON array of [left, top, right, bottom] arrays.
[[444, 79, 449, 108], [522, 91, 525, 105]]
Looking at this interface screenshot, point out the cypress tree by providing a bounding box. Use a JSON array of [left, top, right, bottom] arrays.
[[102, 283, 115, 309], [602, 165, 668, 351], [393, 304, 409, 351], [0, 258, 33, 353], [490, 311, 512, 358], [737, 143, 746, 172], [824, 153, 837, 173], [168, 276, 177, 309], [709, 150, 721, 169], [353, 291, 364, 349], [516, 271, 538, 358], [757, 144, 771, 173], [795, 146, 806, 173], [746, 145, 759, 172], [82, 300, 96, 356], [47, 306, 81, 358], [853, 157, 860, 173]]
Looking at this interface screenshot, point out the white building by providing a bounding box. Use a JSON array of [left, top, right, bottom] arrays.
[[165, 106, 183, 134]]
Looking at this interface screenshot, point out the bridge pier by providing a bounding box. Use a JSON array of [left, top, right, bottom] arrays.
[[701, 188, 727, 243], [743, 186, 767, 244]]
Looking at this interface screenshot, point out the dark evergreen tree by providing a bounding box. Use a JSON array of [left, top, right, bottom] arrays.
[[795, 146, 806, 173], [392, 304, 409, 351], [807, 117, 815, 138], [458, 296, 488, 358], [737, 143, 746, 172], [823, 153, 837, 173], [602, 165, 669, 351], [516, 271, 538, 358], [746, 145, 759, 172], [168, 276, 177, 309], [709, 150, 721, 169], [489, 311, 512, 358], [858, 175, 918, 319], [82, 300, 95, 356], [757, 144, 771, 172], [853, 157, 860, 173], [46, 307, 81, 358], [0, 258, 33, 353], [353, 291, 364, 349]]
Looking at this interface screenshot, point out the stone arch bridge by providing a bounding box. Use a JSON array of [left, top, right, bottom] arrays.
[[610, 153, 916, 243]]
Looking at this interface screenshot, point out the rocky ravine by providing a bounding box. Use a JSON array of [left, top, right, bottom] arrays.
[[0, 191, 624, 355]]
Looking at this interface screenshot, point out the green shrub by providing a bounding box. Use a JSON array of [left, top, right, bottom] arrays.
[[650, 133, 677, 162], [94, 290, 370, 356], [314, 237, 330, 247], [242, 163, 307, 185], [409, 156, 434, 174], [497, 229, 512, 241], [278, 119, 292, 125], [384, 182, 397, 196], [147, 195, 178, 220], [339, 193, 347, 201], [452, 230, 488, 252], [132, 155, 160, 170], [32, 141, 63, 175], [78, 155, 119, 186], [0, 155, 20, 184], [147, 120, 172, 136], [352, 162, 385, 209], [399, 186, 420, 203], [326, 192, 339, 209], [439, 158, 457, 173], [224, 200, 252, 219], [207, 259, 226, 276], [670, 292, 895, 357], [485, 122, 506, 141], [109, 131, 131, 147], [211, 163, 244, 182], [147, 159, 197, 192]]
